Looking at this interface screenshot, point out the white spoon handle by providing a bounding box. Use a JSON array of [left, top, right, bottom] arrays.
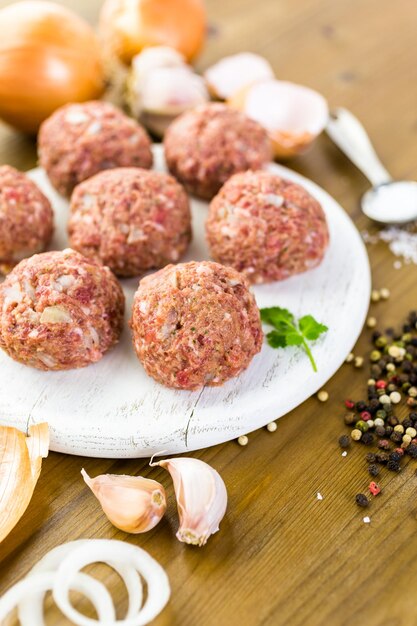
[[326, 107, 392, 187]]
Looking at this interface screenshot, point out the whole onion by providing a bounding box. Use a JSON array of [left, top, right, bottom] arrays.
[[99, 0, 206, 65], [0, 1, 105, 134]]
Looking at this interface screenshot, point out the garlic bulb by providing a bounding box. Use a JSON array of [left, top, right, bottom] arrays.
[[152, 457, 227, 546], [127, 46, 209, 137], [81, 470, 166, 534]]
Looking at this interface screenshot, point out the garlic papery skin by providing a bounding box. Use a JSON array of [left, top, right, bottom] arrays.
[[205, 52, 275, 100], [152, 457, 227, 546], [229, 79, 328, 158], [81, 470, 166, 534]]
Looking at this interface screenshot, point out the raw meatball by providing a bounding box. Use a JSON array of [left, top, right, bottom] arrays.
[[0, 166, 53, 275], [131, 261, 262, 390], [38, 101, 153, 197], [206, 170, 329, 284], [69, 168, 191, 277], [163, 103, 272, 199], [0, 249, 124, 370]]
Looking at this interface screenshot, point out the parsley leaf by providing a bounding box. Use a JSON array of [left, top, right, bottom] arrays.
[[260, 307, 328, 372], [299, 315, 328, 340]]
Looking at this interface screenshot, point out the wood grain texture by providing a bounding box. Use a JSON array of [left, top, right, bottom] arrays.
[[0, 149, 370, 457], [1, 0, 417, 625]]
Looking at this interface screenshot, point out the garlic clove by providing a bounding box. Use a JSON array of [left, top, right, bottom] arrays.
[[139, 67, 209, 116], [229, 79, 329, 159], [127, 47, 208, 136], [205, 52, 275, 100], [81, 470, 166, 534], [152, 457, 227, 546], [132, 46, 186, 77]]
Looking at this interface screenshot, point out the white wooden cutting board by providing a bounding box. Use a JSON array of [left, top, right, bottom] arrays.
[[0, 145, 370, 458]]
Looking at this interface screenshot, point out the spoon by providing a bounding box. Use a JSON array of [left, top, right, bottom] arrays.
[[326, 107, 417, 224]]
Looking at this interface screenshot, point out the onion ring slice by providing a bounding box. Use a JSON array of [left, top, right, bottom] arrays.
[[0, 571, 115, 625], [53, 539, 170, 626], [18, 540, 142, 625]]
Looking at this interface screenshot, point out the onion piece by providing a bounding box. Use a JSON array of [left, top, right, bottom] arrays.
[[53, 540, 170, 626], [0, 571, 115, 625], [18, 540, 143, 625], [229, 79, 329, 158], [0, 423, 49, 542]]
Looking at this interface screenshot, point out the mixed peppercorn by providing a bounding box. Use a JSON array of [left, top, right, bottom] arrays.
[[339, 308, 417, 508]]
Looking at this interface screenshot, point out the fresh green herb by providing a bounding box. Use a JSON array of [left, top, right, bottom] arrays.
[[260, 307, 328, 372]]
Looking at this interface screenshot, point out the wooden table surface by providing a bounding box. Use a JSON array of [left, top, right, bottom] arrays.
[[1, 0, 417, 624]]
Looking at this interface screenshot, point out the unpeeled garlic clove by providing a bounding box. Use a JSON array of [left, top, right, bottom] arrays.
[[81, 469, 166, 534], [151, 457, 227, 546]]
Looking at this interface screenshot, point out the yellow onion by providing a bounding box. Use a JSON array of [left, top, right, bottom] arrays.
[[99, 0, 206, 66], [0, 1, 105, 134]]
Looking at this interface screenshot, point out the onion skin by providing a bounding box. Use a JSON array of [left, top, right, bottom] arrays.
[[0, 1, 105, 134], [99, 0, 207, 65]]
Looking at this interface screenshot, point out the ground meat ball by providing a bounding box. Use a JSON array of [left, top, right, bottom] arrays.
[[131, 261, 262, 390], [0, 166, 53, 275], [163, 103, 272, 199], [0, 249, 124, 370], [68, 168, 192, 277], [206, 170, 329, 284], [38, 101, 153, 197]]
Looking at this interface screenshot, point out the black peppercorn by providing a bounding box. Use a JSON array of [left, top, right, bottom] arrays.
[[385, 425, 393, 436], [344, 412, 357, 426], [387, 460, 401, 472], [361, 432, 374, 445], [376, 452, 390, 464], [338, 434, 351, 448], [402, 418, 413, 429], [355, 401, 367, 412], [388, 416, 399, 427], [369, 398, 380, 411], [406, 444, 417, 459], [368, 464, 380, 477], [355, 493, 369, 507], [390, 432, 403, 443], [366, 453, 377, 463], [389, 452, 402, 463]]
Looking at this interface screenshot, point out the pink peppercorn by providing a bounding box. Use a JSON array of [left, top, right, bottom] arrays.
[[345, 399, 355, 409], [395, 448, 405, 456], [369, 482, 381, 496], [376, 380, 387, 389], [361, 411, 372, 421], [378, 439, 390, 450]]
